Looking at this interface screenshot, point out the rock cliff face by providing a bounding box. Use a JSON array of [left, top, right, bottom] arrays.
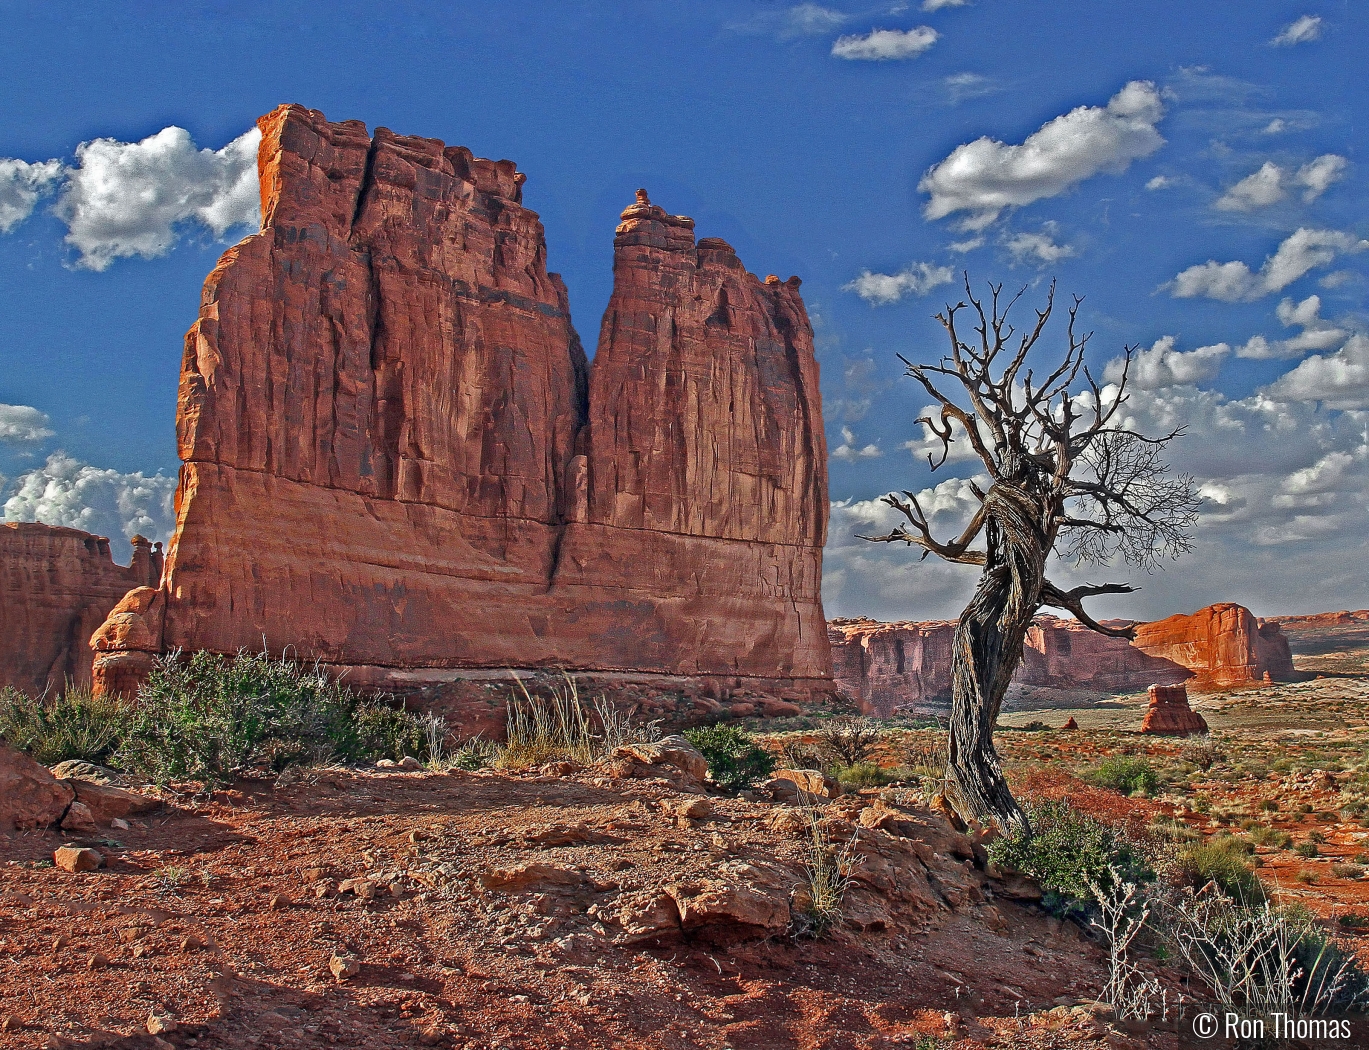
[[0, 524, 161, 697], [91, 106, 830, 706], [830, 602, 1295, 715], [1133, 603, 1294, 688], [829, 615, 1189, 717]]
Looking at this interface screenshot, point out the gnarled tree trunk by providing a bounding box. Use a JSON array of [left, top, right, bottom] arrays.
[[945, 480, 1044, 835]]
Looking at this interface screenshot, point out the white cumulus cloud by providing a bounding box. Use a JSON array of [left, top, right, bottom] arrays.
[[1265, 333, 1369, 410], [1168, 228, 1369, 301], [832, 26, 938, 60], [1004, 224, 1075, 266], [1215, 154, 1346, 211], [922, 0, 966, 9], [918, 80, 1165, 230], [1237, 294, 1348, 360], [831, 427, 883, 461], [844, 261, 954, 304], [1104, 336, 1230, 391], [0, 158, 65, 233], [0, 404, 55, 443], [1271, 15, 1322, 46], [2, 451, 177, 554], [54, 125, 261, 271], [731, 3, 847, 38]]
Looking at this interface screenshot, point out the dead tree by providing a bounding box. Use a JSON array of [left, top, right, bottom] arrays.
[[864, 277, 1199, 834]]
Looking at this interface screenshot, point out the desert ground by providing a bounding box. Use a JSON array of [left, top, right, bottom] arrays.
[[3, 618, 1368, 1050]]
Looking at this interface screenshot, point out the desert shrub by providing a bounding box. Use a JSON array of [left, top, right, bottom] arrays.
[[1163, 891, 1368, 1014], [116, 649, 428, 785], [901, 732, 947, 778], [778, 738, 826, 771], [1178, 836, 1263, 901], [1308, 830, 1328, 844], [1295, 841, 1320, 859], [1088, 756, 1162, 797], [815, 716, 883, 767], [448, 736, 500, 771], [498, 674, 658, 769], [1331, 863, 1364, 880], [1260, 799, 1280, 812], [836, 760, 894, 789], [0, 685, 131, 766], [1181, 736, 1221, 772], [684, 724, 775, 793], [1247, 826, 1293, 849], [792, 800, 858, 938], [988, 799, 1150, 914]]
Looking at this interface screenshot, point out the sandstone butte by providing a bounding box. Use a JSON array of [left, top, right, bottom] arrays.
[[87, 105, 830, 710], [0, 524, 162, 697], [1139, 683, 1209, 737], [830, 602, 1296, 717]]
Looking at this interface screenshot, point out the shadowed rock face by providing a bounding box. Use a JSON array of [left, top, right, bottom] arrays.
[[0, 524, 161, 697], [91, 105, 830, 706], [830, 602, 1296, 716]]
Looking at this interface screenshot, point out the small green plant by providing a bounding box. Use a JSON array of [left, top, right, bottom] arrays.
[[1295, 841, 1320, 859], [153, 865, 187, 893], [1179, 836, 1264, 901], [448, 735, 500, 771], [684, 724, 776, 793], [987, 799, 1149, 914], [1088, 756, 1162, 797], [1247, 826, 1293, 849], [0, 685, 131, 766], [836, 760, 894, 789]]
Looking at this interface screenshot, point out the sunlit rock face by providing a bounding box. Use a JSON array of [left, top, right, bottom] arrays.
[[90, 105, 831, 708]]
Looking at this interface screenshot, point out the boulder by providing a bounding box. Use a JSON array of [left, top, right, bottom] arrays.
[[608, 735, 709, 785], [766, 768, 841, 803], [53, 846, 104, 873], [0, 743, 74, 831], [665, 861, 791, 936]]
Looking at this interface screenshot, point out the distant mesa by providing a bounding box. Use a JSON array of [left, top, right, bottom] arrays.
[[830, 602, 1297, 717], [73, 103, 829, 720]]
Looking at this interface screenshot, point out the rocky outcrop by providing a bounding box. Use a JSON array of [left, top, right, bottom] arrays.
[[1133, 603, 1295, 688], [91, 105, 830, 711], [831, 602, 1295, 715], [1139, 683, 1208, 736], [0, 743, 74, 831], [829, 614, 1189, 716], [0, 524, 162, 697]]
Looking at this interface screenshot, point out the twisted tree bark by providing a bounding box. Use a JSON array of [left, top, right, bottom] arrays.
[[945, 481, 1043, 835]]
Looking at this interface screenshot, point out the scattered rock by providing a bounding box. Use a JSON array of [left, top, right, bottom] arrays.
[[766, 768, 840, 803], [329, 954, 361, 981], [60, 801, 99, 834], [111, 817, 130, 830], [64, 779, 161, 823], [268, 893, 291, 910], [146, 1010, 176, 1035], [666, 797, 714, 820], [480, 862, 588, 893], [87, 952, 109, 970], [179, 934, 206, 951], [54, 846, 104, 873], [606, 735, 708, 787], [0, 1014, 19, 1032], [397, 755, 422, 771], [338, 878, 381, 900], [375, 759, 398, 770]]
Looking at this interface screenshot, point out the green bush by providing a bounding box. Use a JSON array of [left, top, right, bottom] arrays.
[[836, 760, 894, 789], [1248, 825, 1293, 849], [987, 799, 1149, 914], [684, 724, 775, 793], [116, 650, 430, 785], [1088, 756, 1162, 796], [1179, 836, 1264, 901], [1295, 841, 1320, 859], [0, 685, 131, 766]]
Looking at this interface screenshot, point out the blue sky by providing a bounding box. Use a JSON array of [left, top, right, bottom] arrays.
[[0, 1, 1364, 621]]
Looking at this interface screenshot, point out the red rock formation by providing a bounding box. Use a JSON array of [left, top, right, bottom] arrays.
[[1061, 717, 1078, 731], [1139, 684, 1208, 736], [829, 614, 1188, 716], [91, 106, 830, 709], [1133, 603, 1294, 688], [831, 602, 1296, 715], [0, 743, 74, 831], [0, 524, 161, 697]]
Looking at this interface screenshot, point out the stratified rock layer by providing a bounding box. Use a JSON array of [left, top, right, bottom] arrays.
[[0, 524, 161, 697], [830, 602, 1294, 716], [92, 106, 829, 706], [1139, 684, 1208, 736], [1133, 603, 1294, 688]]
